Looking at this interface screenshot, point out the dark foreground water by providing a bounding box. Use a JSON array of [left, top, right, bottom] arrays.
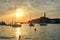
[[0, 24, 60, 40]]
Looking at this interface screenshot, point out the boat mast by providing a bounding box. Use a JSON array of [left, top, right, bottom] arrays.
[[12, 4, 16, 24], [14, 4, 16, 23], [30, 13, 31, 21]]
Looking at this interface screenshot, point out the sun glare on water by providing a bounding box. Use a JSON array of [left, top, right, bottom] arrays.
[[16, 27, 21, 37]]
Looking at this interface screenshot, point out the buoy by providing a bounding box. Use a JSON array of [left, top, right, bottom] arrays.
[[34, 28, 36, 31]]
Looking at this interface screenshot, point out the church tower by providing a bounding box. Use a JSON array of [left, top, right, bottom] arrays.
[[44, 12, 46, 18]]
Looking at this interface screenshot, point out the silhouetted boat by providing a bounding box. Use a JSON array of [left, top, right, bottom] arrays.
[[0, 21, 7, 26], [29, 22, 34, 26], [39, 23, 47, 26], [12, 23, 21, 27], [11, 5, 22, 27], [29, 12, 34, 26]]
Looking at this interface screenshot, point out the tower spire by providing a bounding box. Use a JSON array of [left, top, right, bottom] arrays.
[[44, 12, 46, 18]]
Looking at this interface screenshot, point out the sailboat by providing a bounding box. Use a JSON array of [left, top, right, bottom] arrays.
[[40, 23, 47, 26], [12, 22, 21, 27], [29, 22, 34, 26], [11, 5, 21, 27], [29, 13, 34, 26]]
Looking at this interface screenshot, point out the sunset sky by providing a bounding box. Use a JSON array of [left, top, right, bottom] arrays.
[[0, 0, 60, 23]]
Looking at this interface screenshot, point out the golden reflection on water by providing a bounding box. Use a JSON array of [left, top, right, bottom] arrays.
[[16, 27, 21, 36], [15, 27, 21, 40]]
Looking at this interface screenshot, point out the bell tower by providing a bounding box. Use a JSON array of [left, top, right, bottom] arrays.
[[44, 12, 46, 18]]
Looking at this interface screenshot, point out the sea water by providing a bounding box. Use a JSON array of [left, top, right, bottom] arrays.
[[0, 24, 60, 40]]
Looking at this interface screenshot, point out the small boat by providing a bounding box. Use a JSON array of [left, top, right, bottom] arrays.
[[29, 12, 35, 26], [39, 23, 47, 26], [11, 5, 22, 27], [12, 23, 21, 27], [29, 23, 34, 26]]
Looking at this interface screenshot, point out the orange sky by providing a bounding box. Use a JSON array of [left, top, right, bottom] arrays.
[[0, 0, 60, 23]]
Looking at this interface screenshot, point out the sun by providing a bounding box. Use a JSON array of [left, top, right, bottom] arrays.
[[15, 8, 24, 17]]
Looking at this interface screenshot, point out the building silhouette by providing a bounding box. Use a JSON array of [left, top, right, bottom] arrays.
[[29, 12, 60, 24]]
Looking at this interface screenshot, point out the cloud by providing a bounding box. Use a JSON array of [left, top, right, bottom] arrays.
[[0, 0, 60, 16]]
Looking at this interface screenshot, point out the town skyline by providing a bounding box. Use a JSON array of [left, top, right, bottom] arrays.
[[0, 0, 60, 23]]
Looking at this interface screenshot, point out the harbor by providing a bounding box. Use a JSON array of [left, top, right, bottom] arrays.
[[0, 24, 60, 40], [0, 0, 60, 40]]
